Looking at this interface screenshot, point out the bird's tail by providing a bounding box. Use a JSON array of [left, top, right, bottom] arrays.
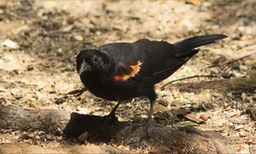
[[173, 34, 227, 57]]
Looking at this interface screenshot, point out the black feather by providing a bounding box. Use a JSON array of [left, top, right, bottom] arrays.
[[173, 34, 227, 57]]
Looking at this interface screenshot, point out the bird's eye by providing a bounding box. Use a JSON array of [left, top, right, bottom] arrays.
[[91, 56, 99, 64]]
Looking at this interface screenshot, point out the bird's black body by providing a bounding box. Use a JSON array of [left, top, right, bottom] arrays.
[[76, 34, 227, 135]]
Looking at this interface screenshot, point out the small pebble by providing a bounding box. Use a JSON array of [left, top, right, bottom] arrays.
[[55, 98, 66, 104], [78, 131, 89, 143], [27, 65, 34, 71]]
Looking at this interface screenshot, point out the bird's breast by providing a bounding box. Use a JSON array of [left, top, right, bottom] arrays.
[[80, 73, 148, 101]]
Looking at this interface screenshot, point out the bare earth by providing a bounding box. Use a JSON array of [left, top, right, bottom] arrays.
[[0, 0, 255, 153]]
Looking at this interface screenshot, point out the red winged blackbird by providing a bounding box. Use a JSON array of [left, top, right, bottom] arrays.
[[76, 34, 227, 134]]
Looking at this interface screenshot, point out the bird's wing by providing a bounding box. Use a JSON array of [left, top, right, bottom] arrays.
[[133, 39, 197, 85], [97, 39, 193, 85], [97, 40, 145, 81], [97, 35, 226, 86], [135, 34, 227, 84]]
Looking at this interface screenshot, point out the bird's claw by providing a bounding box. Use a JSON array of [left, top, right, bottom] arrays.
[[102, 114, 118, 130], [131, 118, 153, 142]]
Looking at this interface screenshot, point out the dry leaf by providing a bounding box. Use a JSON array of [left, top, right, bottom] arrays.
[[61, 25, 74, 32], [2, 39, 20, 49], [185, 0, 201, 6], [74, 35, 83, 41], [172, 107, 190, 116], [154, 105, 170, 112], [185, 113, 204, 124]]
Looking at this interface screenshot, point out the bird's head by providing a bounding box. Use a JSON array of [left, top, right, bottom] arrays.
[[76, 50, 111, 76]]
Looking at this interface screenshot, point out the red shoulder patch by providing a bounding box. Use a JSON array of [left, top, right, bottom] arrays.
[[114, 61, 142, 81]]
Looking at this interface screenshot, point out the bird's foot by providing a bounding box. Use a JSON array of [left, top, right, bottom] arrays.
[[102, 113, 118, 130], [132, 118, 153, 142], [140, 119, 153, 142], [102, 101, 121, 130]]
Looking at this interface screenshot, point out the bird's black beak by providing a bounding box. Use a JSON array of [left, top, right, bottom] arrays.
[[78, 60, 91, 75]]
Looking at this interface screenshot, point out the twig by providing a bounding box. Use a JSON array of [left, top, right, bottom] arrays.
[[209, 52, 256, 68], [66, 87, 87, 96], [160, 74, 218, 90], [235, 44, 256, 52]]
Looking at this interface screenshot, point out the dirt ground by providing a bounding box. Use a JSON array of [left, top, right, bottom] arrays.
[[0, 0, 255, 153]]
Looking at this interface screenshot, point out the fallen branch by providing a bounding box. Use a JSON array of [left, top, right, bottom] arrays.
[[0, 104, 234, 153], [0, 104, 70, 135]]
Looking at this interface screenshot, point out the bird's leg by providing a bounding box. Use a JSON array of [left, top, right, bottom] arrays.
[[102, 101, 121, 129], [140, 100, 155, 140], [108, 101, 121, 118], [146, 100, 154, 125], [132, 90, 156, 140]]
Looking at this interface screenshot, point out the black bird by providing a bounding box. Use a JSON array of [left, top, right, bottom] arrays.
[[76, 34, 227, 134]]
